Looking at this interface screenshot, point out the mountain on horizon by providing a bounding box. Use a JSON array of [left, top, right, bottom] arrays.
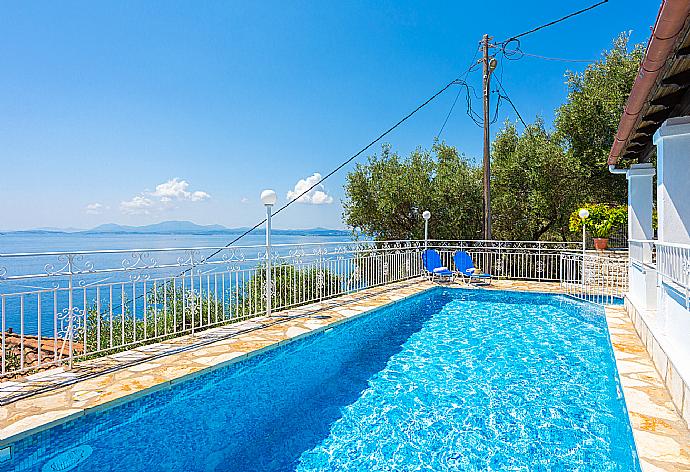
[[34, 226, 85, 233], [87, 220, 229, 234], [2, 220, 350, 235], [83, 221, 349, 235]]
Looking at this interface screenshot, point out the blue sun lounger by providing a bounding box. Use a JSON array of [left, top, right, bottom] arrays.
[[453, 250, 492, 284], [422, 249, 453, 282]]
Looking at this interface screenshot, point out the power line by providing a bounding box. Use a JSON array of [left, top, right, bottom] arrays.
[[476, 1, 607, 239], [489, 1, 609, 127], [463, 81, 485, 127], [196, 75, 464, 266], [490, 93, 502, 125], [437, 47, 482, 138], [437, 88, 463, 138], [500, 45, 596, 63], [102, 73, 464, 316], [440, 80, 500, 130], [517, 51, 595, 63], [500, 0, 608, 44], [498, 0, 608, 62], [494, 75, 528, 128]]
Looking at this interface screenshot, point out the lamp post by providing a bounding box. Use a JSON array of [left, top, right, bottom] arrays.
[[578, 208, 590, 254], [423, 211, 431, 251], [578, 208, 590, 291], [261, 189, 277, 316]]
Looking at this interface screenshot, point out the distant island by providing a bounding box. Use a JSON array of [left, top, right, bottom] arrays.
[[3, 220, 351, 236], [88, 221, 228, 234]]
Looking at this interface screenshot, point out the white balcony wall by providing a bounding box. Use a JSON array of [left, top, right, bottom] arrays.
[[654, 117, 690, 245], [630, 117, 690, 407], [627, 164, 656, 311]]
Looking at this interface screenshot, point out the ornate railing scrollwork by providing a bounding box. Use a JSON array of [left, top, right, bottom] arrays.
[[57, 306, 86, 354], [222, 248, 247, 271], [122, 251, 158, 271], [535, 261, 545, 274], [176, 249, 200, 267], [45, 253, 94, 277], [122, 251, 158, 282]]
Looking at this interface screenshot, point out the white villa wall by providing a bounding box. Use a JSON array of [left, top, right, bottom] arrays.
[[626, 296, 690, 427], [654, 120, 690, 363], [626, 164, 656, 311], [658, 283, 690, 359], [624, 117, 690, 426], [655, 117, 690, 245], [628, 263, 656, 310]]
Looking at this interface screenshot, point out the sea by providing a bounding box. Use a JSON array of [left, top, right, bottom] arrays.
[[1, 230, 353, 254], [1, 230, 357, 283]]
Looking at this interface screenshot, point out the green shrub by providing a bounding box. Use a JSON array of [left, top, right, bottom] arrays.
[[81, 280, 226, 354], [569, 204, 627, 238], [237, 264, 342, 316], [77, 265, 342, 355]]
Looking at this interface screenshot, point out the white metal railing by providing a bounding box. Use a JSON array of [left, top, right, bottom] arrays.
[[629, 239, 655, 267], [428, 240, 582, 281], [628, 239, 690, 308], [0, 238, 619, 377], [655, 241, 690, 307], [0, 240, 424, 377], [559, 252, 628, 304]]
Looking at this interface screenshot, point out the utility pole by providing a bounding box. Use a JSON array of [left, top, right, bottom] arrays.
[[481, 34, 494, 241]]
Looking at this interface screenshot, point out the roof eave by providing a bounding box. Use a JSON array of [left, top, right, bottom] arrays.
[[608, 0, 690, 165]]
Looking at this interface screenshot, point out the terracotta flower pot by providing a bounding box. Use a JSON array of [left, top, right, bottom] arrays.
[[593, 238, 609, 251]]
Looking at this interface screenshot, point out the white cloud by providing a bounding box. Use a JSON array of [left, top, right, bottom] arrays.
[[151, 178, 211, 202], [120, 196, 155, 215], [287, 173, 334, 205], [120, 178, 210, 214], [85, 203, 107, 215], [240, 197, 249, 204], [190, 190, 210, 202]]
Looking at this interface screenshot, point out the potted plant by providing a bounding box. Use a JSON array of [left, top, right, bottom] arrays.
[[569, 204, 627, 251]]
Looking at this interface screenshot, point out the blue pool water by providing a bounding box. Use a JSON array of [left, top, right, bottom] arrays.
[[2, 289, 639, 471]]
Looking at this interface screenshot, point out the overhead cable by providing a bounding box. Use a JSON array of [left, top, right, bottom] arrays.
[[500, 0, 608, 44], [494, 75, 528, 128]]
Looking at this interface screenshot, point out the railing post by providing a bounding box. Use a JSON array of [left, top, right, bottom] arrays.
[[318, 249, 324, 301], [424, 222, 428, 251], [643, 240, 653, 265], [684, 253, 690, 310], [580, 251, 585, 294], [189, 250, 196, 336], [423, 211, 431, 252], [261, 190, 277, 316], [67, 255, 74, 369]]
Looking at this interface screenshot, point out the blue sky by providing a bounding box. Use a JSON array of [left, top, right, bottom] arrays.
[[0, 0, 659, 230]]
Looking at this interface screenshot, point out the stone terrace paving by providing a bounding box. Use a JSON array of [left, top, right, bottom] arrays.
[[0, 278, 688, 471]]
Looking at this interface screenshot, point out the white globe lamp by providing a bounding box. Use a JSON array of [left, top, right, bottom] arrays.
[[578, 208, 589, 253], [422, 210, 431, 250], [260, 189, 277, 206]]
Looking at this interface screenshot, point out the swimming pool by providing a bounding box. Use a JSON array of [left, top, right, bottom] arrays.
[[2, 288, 639, 471]]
